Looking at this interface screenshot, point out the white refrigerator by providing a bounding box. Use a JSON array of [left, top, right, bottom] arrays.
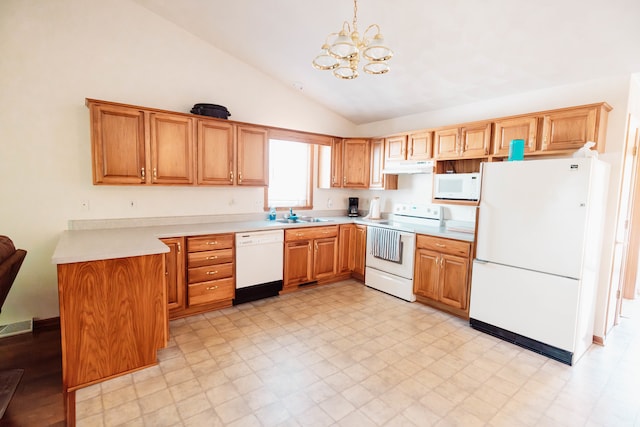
[[469, 157, 609, 365]]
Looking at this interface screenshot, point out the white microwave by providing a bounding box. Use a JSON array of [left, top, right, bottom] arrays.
[[434, 172, 481, 201]]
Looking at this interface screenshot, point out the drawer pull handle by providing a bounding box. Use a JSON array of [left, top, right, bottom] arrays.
[[206, 256, 218, 260], [206, 271, 219, 275], [296, 233, 303, 237], [435, 243, 446, 247], [206, 286, 219, 291], [207, 241, 218, 245]]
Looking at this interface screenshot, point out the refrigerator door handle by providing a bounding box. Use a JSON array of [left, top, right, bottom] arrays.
[[474, 258, 489, 264]]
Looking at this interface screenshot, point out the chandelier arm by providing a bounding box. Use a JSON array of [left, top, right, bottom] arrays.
[[352, 0, 358, 33], [362, 24, 380, 45]]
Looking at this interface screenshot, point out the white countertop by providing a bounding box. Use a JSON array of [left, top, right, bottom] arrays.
[[52, 216, 474, 265]]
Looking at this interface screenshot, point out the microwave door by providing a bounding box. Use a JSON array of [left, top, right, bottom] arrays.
[[438, 177, 463, 199]]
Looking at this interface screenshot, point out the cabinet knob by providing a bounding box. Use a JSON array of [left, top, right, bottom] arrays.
[[206, 270, 219, 275], [343, 176, 347, 185], [206, 285, 219, 291], [207, 241, 218, 245], [238, 172, 243, 183], [153, 167, 157, 180], [230, 170, 234, 182], [435, 243, 446, 248], [141, 167, 145, 181], [206, 255, 218, 260]]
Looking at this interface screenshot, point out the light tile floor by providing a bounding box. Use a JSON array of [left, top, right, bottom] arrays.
[[76, 280, 640, 426]]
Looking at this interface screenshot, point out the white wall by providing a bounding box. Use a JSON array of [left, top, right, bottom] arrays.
[[0, 0, 356, 325], [358, 75, 633, 340]]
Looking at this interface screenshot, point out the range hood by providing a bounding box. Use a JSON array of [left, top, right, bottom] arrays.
[[382, 160, 434, 174]]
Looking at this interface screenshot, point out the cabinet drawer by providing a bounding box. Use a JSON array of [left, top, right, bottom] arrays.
[[188, 249, 233, 267], [416, 235, 470, 257], [187, 234, 234, 252], [188, 262, 234, 284], [285, 226, 338, 241], [188, 277, 235, 306]]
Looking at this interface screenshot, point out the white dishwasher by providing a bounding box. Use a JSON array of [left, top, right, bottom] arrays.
[[234, 229, 284, 305]]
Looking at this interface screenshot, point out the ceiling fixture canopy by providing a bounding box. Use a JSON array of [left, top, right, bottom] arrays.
[[312, 0, 393, 80]]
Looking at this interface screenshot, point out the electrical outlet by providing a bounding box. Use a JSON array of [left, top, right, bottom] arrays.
[[80, 200, 89, 211], [327, 198, 333, 208]]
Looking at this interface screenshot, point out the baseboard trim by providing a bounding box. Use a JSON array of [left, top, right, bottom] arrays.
[[33, 317, 60, 332]]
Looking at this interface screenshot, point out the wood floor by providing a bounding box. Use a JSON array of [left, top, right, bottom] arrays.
[[0, 324, 65, 427]]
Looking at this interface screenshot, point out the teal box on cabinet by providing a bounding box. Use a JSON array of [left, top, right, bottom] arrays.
[[508, 139, 525, 161]]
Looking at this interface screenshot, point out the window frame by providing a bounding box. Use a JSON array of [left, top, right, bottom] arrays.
[[263, 129, 333, 211]]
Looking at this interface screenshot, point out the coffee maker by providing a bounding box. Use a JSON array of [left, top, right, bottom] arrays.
[[348, 197, 359, 217]]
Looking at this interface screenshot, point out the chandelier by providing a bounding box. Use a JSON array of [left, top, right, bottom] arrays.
[[312, 0, 393, 80]]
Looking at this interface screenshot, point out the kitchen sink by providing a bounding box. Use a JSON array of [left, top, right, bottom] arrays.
[[272, 217, 333, 224]]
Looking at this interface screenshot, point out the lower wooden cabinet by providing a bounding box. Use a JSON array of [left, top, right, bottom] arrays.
[[161, 237, 186, 316], [337, 224, 367, 281], [413, 234, 472, 318], [161, 233, 236, 319], [187, 233, 235, 307], [353, 225, 366, 280], [283, 226, 338, 291]]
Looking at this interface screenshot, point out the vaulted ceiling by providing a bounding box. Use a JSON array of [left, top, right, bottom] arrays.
[[133, 0, 640, 124]]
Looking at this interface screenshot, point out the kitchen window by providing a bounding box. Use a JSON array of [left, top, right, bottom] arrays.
[[266, 139, 314, 210]]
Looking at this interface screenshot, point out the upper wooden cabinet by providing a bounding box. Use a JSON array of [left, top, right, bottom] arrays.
[[385, 132, 432, 162], [492, 116, 537, 156], [326, 138, 370, 189], [408, 131, 433, 160], [196, 121, 268, 186], [236, 125, 269, 186], [491, 103, 611, 157], [88, 99, 269, 187], [197, 120, 234, 185], [149, 113, 195, 184], [90, 102, 195, 185], [385, 135, 408, 161], [435, 122, 491, 160], [540, 104, 610, 153], [90, 102, 146, 184], [370, 138, 398, 190]]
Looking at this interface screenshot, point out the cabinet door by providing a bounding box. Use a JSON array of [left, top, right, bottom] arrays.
[[197, 120, 235, 185], [438, 254, 469, 310], [541, 106, 597, 152], [161, 237, 185, 317], [331, 139, 343, 188], [385, 135, 407, 161], [461, 122, 491, 158], [314, 237, 338, 280], [149, 113, 195, 184], [493, 117, 537, 156], [434, 128, 460, 159], [338, 224, 355, 274], [284, 241, 312, 287], [413, 249, 440, 300], [408, 132, 433, 160], [237, 125, 269, 186], [342, 138, 370, 188], [90, 103, 146, 184], [369, 138, 385, 189], [353, 225, 367, 278]]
